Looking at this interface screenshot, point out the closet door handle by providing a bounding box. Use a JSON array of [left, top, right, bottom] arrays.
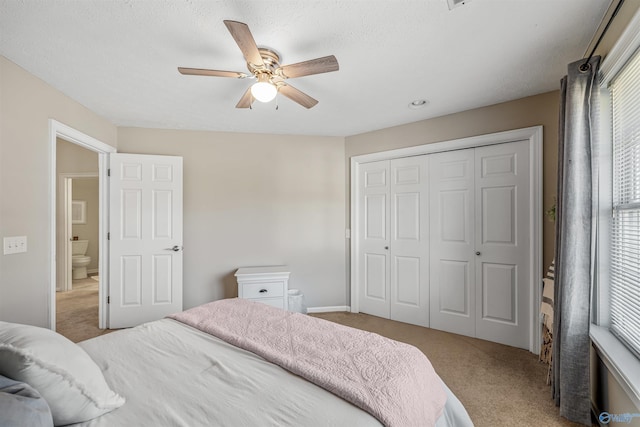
[[384, 246, 389, 250], [259, 289, 268, 293], [476, 251, 481, 256]]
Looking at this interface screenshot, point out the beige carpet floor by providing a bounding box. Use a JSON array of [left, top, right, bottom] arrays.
[[56, 277, 113, 343], [313, 312, 586, 427]]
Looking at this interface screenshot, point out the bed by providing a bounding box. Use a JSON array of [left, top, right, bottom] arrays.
[[0, 298, 473, 427]]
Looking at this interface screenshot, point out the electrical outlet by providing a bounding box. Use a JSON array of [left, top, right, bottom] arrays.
[[3, 236, 27, 255]]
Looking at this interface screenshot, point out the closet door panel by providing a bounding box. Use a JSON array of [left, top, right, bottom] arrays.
[[364, 253, 387, 300], [389, 157, 429, 327], [358, 161, 391, 319], [429, 149, 476, 337], [394, 256, 420, 304], [481, 262, 516, 323], [438, 260, 470, 315], [474, 141, 530, 349]]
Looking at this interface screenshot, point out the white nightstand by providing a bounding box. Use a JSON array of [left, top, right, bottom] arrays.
[[235, 266, 290, 310]]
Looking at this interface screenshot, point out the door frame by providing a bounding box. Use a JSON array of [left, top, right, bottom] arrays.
[[58, 173, 99, 292], [48, 120, 116, 330], [350, 126, 543, 353]]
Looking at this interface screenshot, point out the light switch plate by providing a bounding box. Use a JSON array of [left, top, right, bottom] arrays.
[[3, 236, 27, 255]]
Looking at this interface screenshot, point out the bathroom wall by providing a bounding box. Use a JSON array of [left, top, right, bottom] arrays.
[[71, 178, 99, 273]]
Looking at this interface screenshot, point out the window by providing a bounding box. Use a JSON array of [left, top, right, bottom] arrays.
[[610, 47, 640, 359]]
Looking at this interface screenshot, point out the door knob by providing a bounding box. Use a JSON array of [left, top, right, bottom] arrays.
[[166, 245, 183, 252], [476, 251, 481, 256], [384, 246, 389, 250]]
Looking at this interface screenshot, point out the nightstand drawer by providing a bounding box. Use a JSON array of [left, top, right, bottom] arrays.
[[235, 266, 291, 311], [241, 281, 285, 299]]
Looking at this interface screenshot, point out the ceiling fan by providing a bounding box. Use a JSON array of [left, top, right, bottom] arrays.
[[178, 20, 339, 109]]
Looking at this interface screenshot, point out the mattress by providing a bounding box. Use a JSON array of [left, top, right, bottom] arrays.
[[74, 318, 473, 426]]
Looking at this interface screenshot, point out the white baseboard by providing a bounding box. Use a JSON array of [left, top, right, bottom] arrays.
[[307, 306, 350, 313]]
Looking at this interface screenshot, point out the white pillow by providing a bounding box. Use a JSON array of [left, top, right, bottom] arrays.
[[0, 321, 125, 426]]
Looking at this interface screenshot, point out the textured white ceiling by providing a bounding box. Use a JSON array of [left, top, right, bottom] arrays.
[[0, 0, 610, 137]]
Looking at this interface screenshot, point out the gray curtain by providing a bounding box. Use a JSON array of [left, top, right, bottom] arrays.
[[552, 56, 600, 425]]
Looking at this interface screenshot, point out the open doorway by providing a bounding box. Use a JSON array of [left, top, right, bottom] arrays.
[[55, 139, 102, 341], [48, 120, 115, 338]]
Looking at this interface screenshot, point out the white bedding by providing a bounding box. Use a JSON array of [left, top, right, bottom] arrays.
[[74, 319, 473, 426]]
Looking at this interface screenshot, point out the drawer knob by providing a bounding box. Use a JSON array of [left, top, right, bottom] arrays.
[[259, 289, 268, 293]]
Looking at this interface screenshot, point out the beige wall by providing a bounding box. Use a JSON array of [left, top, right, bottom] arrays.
[[57, 138, 100, 173], [0, 56, 117, 327], [117, 128, 346, 309], [346, 91, 560, 272]]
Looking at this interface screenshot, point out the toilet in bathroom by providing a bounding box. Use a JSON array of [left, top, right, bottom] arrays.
[[71, 240, 91, 280]]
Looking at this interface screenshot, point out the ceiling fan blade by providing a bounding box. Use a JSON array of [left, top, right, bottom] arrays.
[[278, 55, 339, 79], [236, 87, 254, 109], [178, 67, 247, 78], [223, 20, 264, 67], [278, 83, 319, 109]]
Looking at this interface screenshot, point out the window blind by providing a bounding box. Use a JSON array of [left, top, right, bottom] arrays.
[[610, 47, 640, 358]]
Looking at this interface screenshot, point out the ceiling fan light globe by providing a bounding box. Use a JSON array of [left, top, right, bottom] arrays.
[[251, 81, 277, 102]]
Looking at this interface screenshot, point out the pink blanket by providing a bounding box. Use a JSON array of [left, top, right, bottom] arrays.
[[169, 298, 446, 427]]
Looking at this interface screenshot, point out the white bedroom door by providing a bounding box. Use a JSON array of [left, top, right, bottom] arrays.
[[108, 153, 184, 329], [389, 156, 429, 327], [429, 148, 477, 337], [358, 160, 391, 319]]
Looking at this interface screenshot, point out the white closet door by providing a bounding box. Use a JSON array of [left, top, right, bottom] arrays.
[[358, 160, 390, 319], [429, 149, 476, 337], [474, 141, 530, 349], [389, 156, 429, 327]]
